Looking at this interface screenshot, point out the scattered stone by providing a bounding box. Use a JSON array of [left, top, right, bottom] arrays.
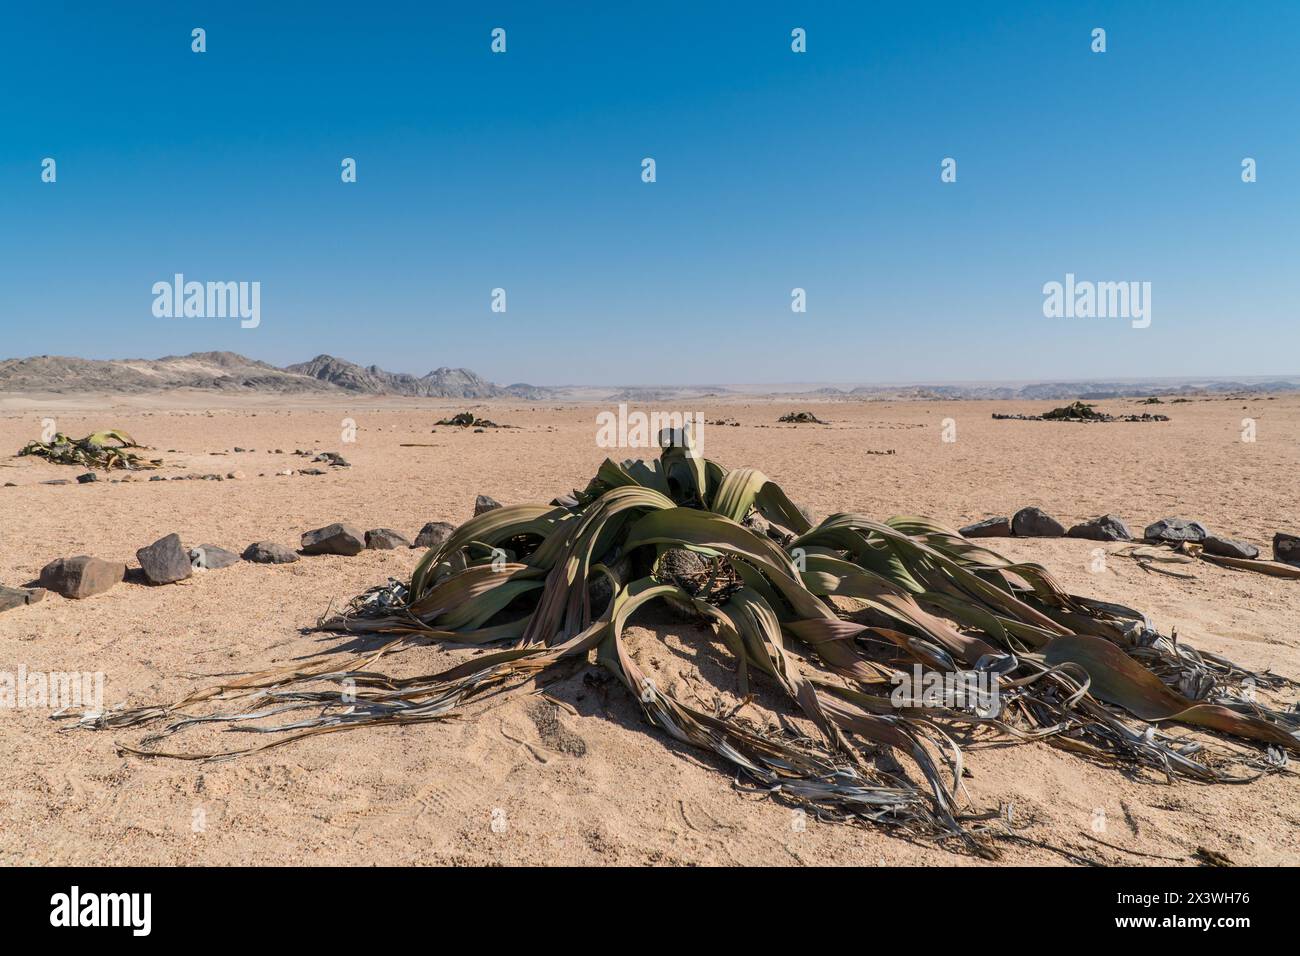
[[1273, 532, 1300, 567], [242, 541, 299, 564], [365, 528, 411, 550], [413, 521, 456, 549], [38, 555, 126, 599], [1066, 515, 1133, 541], [1011, 507, 1066, 537], [136, 533, 193, 585], [76, 472, 98, 484], [226, 471, 245, 480], [301, 523, 365, 556], [234, 447, 246, 453], [3, 482, 15, 487], [314, 452, 350, 467], [149, 475, 166, 481], [959, 516, 1011, 538], [0, 585, 46, 612], [474, 494, 502, 516], [189, 544, 240, 570], [1144, 517, 1209, 544], [1203, 536, 1260, 560], [42, 479, 71, 486]]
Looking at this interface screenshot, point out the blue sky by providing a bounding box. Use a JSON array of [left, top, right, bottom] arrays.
[[2, 1, 1296, 386]]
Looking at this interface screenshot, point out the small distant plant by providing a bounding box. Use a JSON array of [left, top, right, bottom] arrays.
[[19, 429, 162, 470], [1041, 401, 1105, 421], [435, 412, 504, 428]]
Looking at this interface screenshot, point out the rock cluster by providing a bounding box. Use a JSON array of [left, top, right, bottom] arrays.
[[957, 509, 1284, 567]]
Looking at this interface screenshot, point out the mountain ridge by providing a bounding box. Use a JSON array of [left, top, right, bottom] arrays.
[[1, 352, 1298, 401], [0, 352, 546, 399]]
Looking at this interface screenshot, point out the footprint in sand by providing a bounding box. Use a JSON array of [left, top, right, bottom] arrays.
[[525, 701, 588, 757]]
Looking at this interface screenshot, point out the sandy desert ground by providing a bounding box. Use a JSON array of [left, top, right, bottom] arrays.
[[1, 391, 1297, 866]]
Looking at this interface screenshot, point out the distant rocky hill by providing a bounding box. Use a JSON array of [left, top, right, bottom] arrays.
[[0, 351, 551, 399], [806, 380, 1300, 401], [283, 355, 512, 398], [2, 351, 1297, 401]]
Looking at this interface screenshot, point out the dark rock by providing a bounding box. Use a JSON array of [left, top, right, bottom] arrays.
[[242, 541, 300, 564], [959, 516, 1011, 538], [413, 521, 456, 549], [301, 523, 365, 556], [299, 468, 326, 476], [365, 528, 411, 550], [314, 451, 350, 467], [1202, 536, 1260, 560], [38, 556, 126, 599], [1011, 507, 1066, 537], [1066, 514, 1133, 541], [1273, 532, 1300, 567], [136, 533, 193, 585], [76, 472, 98, 484], [0, 585, 46, 612], [1144, 517, 1209, 544], [474, 494, 502, 516], [189, 544, 241, 570], [42, 479, 71, 486]]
